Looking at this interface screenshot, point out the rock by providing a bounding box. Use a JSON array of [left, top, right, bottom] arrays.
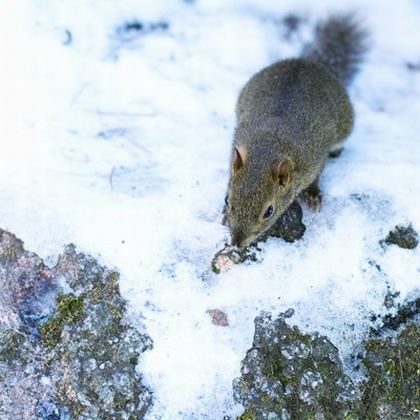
[[383, 289, 400, 309], [0, 229, 58, 418], [115, 19, 169, 41], [407, 61, 420, 71], [359, 324, 420, 419], [212, 202, 305, 273], [371, 297, 420, 335], [207, 309, 229, 327], [282, 14, 302, 40], [383, 224, 418, 249], [0, 229, 152, 419], [263, 201, 306, 243], [211, 245, 259, 274], [233, 311, 356, 419], [234, 309, 420, 419]]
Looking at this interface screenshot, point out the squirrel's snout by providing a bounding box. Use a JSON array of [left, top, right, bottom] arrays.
[[231, 237, 241, 248], [231, 230, 245, 248], [231, 230, 253, 248]]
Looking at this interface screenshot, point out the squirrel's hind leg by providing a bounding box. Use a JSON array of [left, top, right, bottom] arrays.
[[299, 179, 322, 212]]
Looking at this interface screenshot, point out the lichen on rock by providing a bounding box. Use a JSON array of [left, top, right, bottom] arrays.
[[40, 293, 84, 348], [358, 323, 420, 419], [0, 229, 152, 419], [234, 307, 420, 419], [44, 244, 153, 419], [233, 310, 356, 419]]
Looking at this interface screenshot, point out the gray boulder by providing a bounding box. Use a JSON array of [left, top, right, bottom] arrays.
[[0, 229, 152, 419]]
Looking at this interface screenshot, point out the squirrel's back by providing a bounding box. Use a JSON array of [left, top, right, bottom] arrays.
[[236, 59, 353, 153], [235, 14, 367, 155]]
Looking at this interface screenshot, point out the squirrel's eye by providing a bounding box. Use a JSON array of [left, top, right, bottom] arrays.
[[263, 205, 274, 219], [225, 195, 229, 205]]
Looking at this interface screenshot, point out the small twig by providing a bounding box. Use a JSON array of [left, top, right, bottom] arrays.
[[69, 82, 91, 107], [85, 109, 157, 117], [109, 166, 116, 191], [63, 29, 73, 46]]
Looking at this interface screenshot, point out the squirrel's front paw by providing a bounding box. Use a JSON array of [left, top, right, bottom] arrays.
[[300, 184, 322, 212]]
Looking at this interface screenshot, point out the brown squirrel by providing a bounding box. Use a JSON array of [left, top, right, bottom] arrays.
[[223, 14, 367, 248]]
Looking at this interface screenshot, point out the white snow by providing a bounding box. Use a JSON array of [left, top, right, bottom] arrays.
[[1, 0, 420, 418]]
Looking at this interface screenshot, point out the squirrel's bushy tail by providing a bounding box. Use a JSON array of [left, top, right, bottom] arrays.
[[302, 14, 368, 86]]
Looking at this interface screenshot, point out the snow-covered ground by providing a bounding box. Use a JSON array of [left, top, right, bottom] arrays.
[[1, 0, 420, 418]]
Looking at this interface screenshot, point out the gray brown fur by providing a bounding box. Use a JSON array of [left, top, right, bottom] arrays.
[[224, 15, 367, 248]]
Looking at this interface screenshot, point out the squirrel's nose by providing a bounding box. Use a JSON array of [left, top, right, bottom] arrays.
[[231, 231, 245, 248], [231, 238, 240, 247]]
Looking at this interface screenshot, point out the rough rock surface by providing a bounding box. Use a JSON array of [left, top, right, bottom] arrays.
[[0, 228, 152, 419], [264, 201, 306, 244], [233, 310, 356, 419], [359, 324, 420, 419], [234, 310, 420, 419], [383, 224, 418, 249], [372, 296, 420, 335]]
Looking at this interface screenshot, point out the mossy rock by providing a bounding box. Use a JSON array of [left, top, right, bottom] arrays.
[[0, 228, 25, 263], [40, 294, 84, 348], [235, 310, 420, 419], [233, 311, 356, 419], [383, 224, 418, 249], [372, 297, 420, 335], [0, 329, 26, 362], [357, 323, 420, 419], [0, 230, 153, 419], [43, 245, 153, 419]]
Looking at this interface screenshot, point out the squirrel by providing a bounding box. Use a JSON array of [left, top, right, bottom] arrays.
[[223, 14, 368, 248]]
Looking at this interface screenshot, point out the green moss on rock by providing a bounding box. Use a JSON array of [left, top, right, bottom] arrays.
[[358, 324, 420, 419], [46, 245, 152, 418], [0, 329, 26, 361], [57, 294, 84, 322], [238, 409, 258, 420], [235, 310, 420, 420], [0, 229, 153, 419], [40, 294, 84, 348], [233, 311, 356, 419]]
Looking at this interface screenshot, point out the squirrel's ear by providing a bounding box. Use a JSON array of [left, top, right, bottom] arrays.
[[232, 145, 247, 175], [272, 158, 292, 187]]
